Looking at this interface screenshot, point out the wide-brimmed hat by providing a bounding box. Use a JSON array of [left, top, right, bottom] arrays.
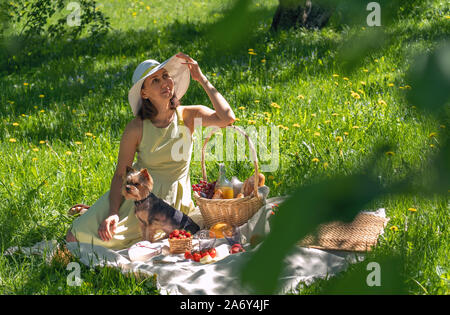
[[128, 54, 190, 116]]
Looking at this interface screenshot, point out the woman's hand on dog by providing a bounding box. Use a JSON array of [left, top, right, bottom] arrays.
[[98, 214, 119, 241]]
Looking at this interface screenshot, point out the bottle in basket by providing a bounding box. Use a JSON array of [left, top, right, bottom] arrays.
[[216, 163, 234, 199]]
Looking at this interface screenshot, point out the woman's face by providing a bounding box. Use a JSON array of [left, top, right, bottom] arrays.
[[140, 68, 174, 105]]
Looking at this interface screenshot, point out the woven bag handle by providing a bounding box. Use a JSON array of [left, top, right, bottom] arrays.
[[201, 125, 260, 199]]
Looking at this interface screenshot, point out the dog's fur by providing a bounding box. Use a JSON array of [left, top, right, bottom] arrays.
[[122, 166, 200, 242]]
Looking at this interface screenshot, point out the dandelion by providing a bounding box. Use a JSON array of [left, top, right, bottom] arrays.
[[390, 226, 399, 232], [311, 113, 316, 117], [297, 94, 305, 99], [293, 123, 300, 128], [360, 81, 366, 86], [343, 77, 349, 81], [440, 125, 446, 129], [261, 59, 266, 63], [385, 151, 395, 156], [75, 141, 82, 145], [335, 136, 343, 143], [378, 99, 387, 106], [270, 102, 280, 109], [65, 151, 72, 155], [429, 132, 438, 138], [248, 120, 256, 125], [248, 51, 257, 56], [344, 132, 349, 136], [352, 125, 360, 129], [9, 138, 17, 143], [132, 12, 137, 16], [334, 81, 339, 86], [12, 122, 19, 126], [39, 140, 46, 144], [40, 110, 45, 113], [404, 85, 411, 89], [408, 208, 417, 212], [430, 144, 435, 148], [357, 89, 365, 95], [324, 120, 331, 124], [332, 113, 339, 116], [345, 101, 350, 105], [235, 118, 241, 121], [32, 157, 38, 162], [264, 117, 270, 123], [332, 74, 339, 77], [323, 162, 329, 169], [312, 158, 320, 163], [23, 82, 29, 86], [238, 106, 246, 110], [314, 132, 321, 137], [362, 69, 369, 73], [254, 100, 260, 103], [146, 6, 150, 10], [32, 148, 39, 152], [39, 94, 45, 98], [85, 132, 93, 137], [351, 91, 361, 99], [388, 83, 394, 87], [21, 114, 27, 117]]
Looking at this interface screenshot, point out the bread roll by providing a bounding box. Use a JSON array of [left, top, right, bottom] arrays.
[[241, 173, 265, 196]]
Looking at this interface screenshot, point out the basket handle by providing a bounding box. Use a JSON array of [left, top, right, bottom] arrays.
[[201, 125, 260, 199]]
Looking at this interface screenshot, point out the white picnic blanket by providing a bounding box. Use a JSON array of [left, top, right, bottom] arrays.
[[6, 196, 386, 295]]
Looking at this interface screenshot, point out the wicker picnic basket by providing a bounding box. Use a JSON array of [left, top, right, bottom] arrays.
[[193, 125, 265, 229], [168, 236, 193, 254]]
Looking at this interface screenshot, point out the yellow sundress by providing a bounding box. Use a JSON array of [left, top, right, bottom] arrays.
[[69, 107, 195, 250]]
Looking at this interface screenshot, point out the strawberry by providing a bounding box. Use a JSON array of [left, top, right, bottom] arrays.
[[192, 252, 201, 262], [184, 251, 192, 260], [208, 248, 216, 258], [185, 232, 191, 238], [172, 229, 180, 237]]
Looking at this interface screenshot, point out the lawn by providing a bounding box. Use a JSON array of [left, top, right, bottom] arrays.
[[0, 0, 448, 294]]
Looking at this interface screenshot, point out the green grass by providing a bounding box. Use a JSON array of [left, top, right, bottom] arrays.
[[1, 0, 449, 294]]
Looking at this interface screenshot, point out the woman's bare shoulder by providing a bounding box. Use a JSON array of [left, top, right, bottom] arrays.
[[122, 117, 143, 145]]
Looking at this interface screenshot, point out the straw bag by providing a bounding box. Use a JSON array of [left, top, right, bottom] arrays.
[[193, 125, 265, 228]]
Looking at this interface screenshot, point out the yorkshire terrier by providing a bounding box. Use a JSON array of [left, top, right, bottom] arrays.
[[122, 166, 200, 242]]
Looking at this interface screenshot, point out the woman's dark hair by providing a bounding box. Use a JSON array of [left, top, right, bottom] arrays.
[[138, 84, 180, 120]]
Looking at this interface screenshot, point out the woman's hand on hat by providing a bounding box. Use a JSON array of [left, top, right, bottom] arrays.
[[176, 52, 207, 84]]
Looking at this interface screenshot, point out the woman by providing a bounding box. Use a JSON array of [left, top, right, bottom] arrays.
[[66, 52, 235, 249]]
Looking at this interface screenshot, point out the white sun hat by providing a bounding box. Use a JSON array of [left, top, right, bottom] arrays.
[[128, 54, 190, 116]]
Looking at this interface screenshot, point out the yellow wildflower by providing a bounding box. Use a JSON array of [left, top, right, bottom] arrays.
[[12, 122, 19, 126], [297, 94, 305, 99], [351, 91, 361, 99], [75, 141, 82, 145], [388, 83, 394, 87], [235, 118, 240, 121], [440, 125, 446, 129], [363, 69, 369, 73], [408, 208, 417, 212], [360, 81, 366, 86], [335, 136, 343, 143], [270, 102, 280, 109], [390, 226, 399, 232], [32, 157, 38, 162], [324, 120, 331, 124], [312, 158, 320, 163], [332, 74, 339, 77], [314, 132, 320, 137], [334, 81, 339, 86], [39, 140, 46, 144], [352, 125, 360, 129], [9, 138, 17, 143], [344, 132, 349, 136], [323, 162, 329, 168], [378, 99, 387, 106], [85, 132, 93, 137], [254, 100, 260, 103], [248, 51, 257, 55], [343, 77, 349, 81], [248, 120, 256, 125], [65, 151, 72, 155], [261, 59, 266, 63], [429, 132, 438, 138], [311, 113, 316, 117], [293, 123, 300, 128], [238, 106, 246, 110], [132, 12, 137, 16], [39, 94, 45, 98], [23, 82, 29, 86], [32, 148, 39, 152], [385, 151, 395, 156], [332, 113, 339, 116]]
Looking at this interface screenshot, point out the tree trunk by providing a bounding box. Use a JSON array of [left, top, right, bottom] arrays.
[[271, 0, 332, 31]]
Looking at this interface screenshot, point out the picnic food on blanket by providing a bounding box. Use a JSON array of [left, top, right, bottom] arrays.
[[168, 229, 193, 254], [184, 247, 217, 263], [241, 172, 265, 197], [215, 163, 234, 199], [192, 180, 216, 199], [128, 241, 162, 262], [229, 243, 245, 254], [209, 222, 233, 238]]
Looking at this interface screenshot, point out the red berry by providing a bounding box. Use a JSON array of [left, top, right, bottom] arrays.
[[184, 251, 192, 260], [208, 248, 216, 258], [185, 232, 191, 238], [193, 252, 201, 262]]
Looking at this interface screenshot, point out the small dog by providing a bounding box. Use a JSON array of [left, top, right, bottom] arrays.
[[122, 166, 200, 242]]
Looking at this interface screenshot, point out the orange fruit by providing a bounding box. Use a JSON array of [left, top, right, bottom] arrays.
[[209, 222, 233, 238]]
